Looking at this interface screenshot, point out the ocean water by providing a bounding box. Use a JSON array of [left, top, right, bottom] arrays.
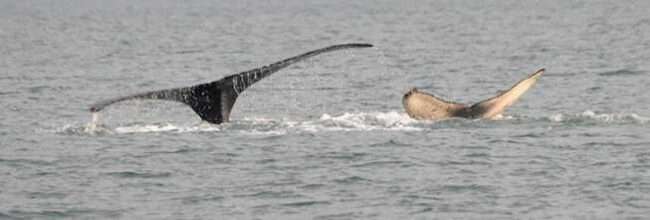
[[2, 0, 650, 219]]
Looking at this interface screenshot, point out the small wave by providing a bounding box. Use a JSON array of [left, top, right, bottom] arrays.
[[6, 209, 122, 219], [545, 110, 649, 124], [598, 69, 646, 77], [174, 195, 225, 205], [105, 171, 172, 178], [281, 200, 331, 207], [245, 190, 299, 199], [0, 157, 57, 167], [333, 176, 371, 184], [350, 160, 410, 168], [0, 212, 12, 219]]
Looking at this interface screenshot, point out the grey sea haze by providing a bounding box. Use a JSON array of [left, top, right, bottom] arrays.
[[2, 0, 650, 219]]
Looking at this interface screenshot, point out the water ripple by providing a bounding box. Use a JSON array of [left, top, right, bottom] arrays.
[[333, 176, 371, 185], [350, 160, 412, 168], [0, 158, 56, 167], [314, 212, 358, 220], [281, 200, 331, 207], [6, 209, 123, 219], [175, 195, 225, 205], [105, 171, 172, 179], [598, 69, 646, 77]]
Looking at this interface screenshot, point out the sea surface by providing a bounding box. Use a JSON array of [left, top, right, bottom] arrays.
[[2, 0, 650, 219]]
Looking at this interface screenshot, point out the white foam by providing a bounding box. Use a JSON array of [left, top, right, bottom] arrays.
[[61, 110, 647, 136], [546, 110, 649, 124], [114, 123, 220, 134], [106, 111, 423, 134], [302, 111, 422, 131], [548, 113, 564, 122]]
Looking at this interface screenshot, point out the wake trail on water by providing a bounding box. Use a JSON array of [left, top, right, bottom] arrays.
[[58, 110, 649, 136]]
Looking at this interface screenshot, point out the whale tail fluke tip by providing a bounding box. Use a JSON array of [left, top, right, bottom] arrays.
[[89, 103, 104, 112]]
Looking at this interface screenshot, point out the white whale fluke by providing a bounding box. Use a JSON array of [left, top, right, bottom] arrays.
[[402, 68, 545, 120]]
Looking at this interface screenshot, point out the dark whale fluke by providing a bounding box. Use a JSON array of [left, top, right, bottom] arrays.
[[90, 43, 373, 124], [403, 68, 544, 120]]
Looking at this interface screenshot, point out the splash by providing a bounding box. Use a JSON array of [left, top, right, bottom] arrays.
[[114, 123, 221, 134], [56, 111, 423, 135], [56, 110, 648, 136], [304, 111, 422, 131], [86, 112, 100, 133], [64, 112, 113, 135]]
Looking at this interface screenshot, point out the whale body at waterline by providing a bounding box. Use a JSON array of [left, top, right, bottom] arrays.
[[402, 68, 545, 120], [90, 43, 373, 124]]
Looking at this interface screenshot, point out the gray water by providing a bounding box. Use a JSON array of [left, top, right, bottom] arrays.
[[2, 0, 650, 219]]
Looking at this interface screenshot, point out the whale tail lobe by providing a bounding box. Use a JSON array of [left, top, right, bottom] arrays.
[[402, 88, 467, 120], [467, 68, 545, 119], [90, 43, 373, 124]]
